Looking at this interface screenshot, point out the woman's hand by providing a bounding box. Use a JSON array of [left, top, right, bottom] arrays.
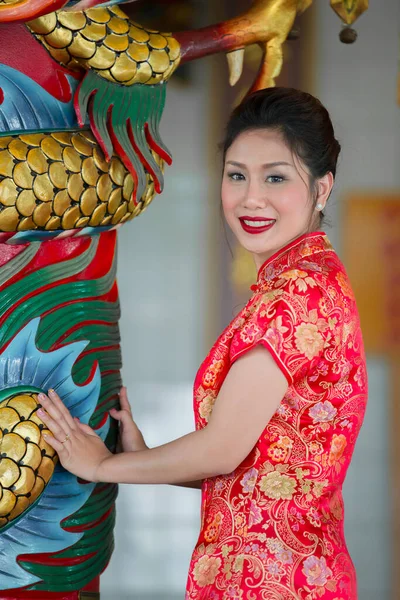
[[37, 390, 112, 482], [109, 386, 148, 452]]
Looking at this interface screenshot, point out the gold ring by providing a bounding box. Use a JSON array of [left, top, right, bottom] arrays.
[[61, 433, 70, 444]]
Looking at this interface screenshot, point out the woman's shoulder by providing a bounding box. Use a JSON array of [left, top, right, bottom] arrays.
[[249, 248, 359, 338], [255, 235, 345, 294], [272, 246, 353, 301]]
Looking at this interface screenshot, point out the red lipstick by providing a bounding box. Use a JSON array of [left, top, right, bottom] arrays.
[[239, 216, 276, 235]]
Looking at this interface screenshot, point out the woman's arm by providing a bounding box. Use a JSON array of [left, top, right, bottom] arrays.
[[109, 387, 202, 489], [172, 481, 202, 489], [38, 346, 288, 484]]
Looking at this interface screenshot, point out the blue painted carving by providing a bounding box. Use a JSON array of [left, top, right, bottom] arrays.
[[0, 318, 109, 590], [0, 65, 88, 134]]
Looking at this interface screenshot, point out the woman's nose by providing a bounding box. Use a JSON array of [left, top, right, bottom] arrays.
[[243, 181, 268, 209]]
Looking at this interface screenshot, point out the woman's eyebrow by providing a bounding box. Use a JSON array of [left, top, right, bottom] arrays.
[[226, 160, 293, 168]]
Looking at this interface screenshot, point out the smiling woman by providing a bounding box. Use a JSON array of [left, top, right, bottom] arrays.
[[221, 87, 340, 268], [222, 128, 333, 268], [39, 87, 367, 599]]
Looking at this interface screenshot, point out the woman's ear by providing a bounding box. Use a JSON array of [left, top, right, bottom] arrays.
[[316, 172, 334, 210]]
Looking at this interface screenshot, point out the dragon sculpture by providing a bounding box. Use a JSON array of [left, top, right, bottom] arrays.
[[0, 0, 368, 597]]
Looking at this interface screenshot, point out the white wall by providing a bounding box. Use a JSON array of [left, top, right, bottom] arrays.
[[314, 2, 400, 598], [314, 1, 400, 249]]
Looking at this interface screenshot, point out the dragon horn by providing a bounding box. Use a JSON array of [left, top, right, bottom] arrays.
[[174, 0, 312, 90]]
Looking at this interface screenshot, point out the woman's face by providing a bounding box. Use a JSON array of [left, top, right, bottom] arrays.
[[221, 128, 330, 270]]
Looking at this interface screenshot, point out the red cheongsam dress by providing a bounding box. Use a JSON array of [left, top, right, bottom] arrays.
[[185, 231, 367, 600]]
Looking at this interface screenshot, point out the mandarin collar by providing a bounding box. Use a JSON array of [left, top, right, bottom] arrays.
[[250, 232, 333, 293]]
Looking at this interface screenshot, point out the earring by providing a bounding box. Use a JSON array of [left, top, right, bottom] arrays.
[[316, 203, 324, 211]]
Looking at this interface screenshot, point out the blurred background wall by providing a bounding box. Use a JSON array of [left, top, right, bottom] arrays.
[[101, 1, 400, 597], [314, 3, 400, 600]]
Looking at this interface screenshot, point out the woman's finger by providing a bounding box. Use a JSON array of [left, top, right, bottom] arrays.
[[38, 392, 75, 435], [37, 406, 72, 443], [48, 389, 77, 429], [109, 410, 120, 422], [119, 387, 132, 413], [38, 393, 70, 435], [109, 408, 124, 421], [110, 409, 133, 428], [43, 432, 66, 454]]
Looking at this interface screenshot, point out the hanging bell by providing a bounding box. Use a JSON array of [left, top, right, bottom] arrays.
[[339, 25, 358, 44], [330, 0, 368, 43]]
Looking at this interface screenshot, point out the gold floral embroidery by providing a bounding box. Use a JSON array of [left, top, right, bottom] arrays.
[[234, 513, 247, 536], [233, 554, 244, 573], [313, 481, 329, 498], [307, 507, 322, 527], [239, 321, 262, 344], [295, 322, 324, 359], [196, 386, 217, 423], [330, 493, 344, 521], [259, 471, 297, 500], [248, 499, 263, 527], [336, 271, 355, 299], [203, 359, 224, 388], [309, 400, 337, 424], [263, 315, 289, 355], [278, 268, 318, 292], [199, 396, 215, 420], [302, 555, 333, 587], [239, 467, 258, 493], [328, 434, 347, 466], [309, 440, 324, 456], [204, 511, 224, 543], [192, 555, 221, 587], [260, 288, 284, 303], [267, 435, 293, 462], [224, 583, 244, 598], [354, 364, 366, 388]]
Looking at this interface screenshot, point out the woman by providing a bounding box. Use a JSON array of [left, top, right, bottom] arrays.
[[38, 87, 367, 599]]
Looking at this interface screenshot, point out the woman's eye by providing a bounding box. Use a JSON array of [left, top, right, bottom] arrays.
[[267, 175, 285, 183], [227, 172, 245, 181]]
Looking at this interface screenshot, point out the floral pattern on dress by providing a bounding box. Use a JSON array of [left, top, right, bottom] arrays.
[[186, 232, 367, 599]]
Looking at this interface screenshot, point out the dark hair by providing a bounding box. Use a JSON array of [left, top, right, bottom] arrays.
[[222, 87, 341, 222]]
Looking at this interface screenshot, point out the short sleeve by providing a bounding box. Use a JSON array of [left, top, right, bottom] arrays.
[[229, 283, 330, 385]]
